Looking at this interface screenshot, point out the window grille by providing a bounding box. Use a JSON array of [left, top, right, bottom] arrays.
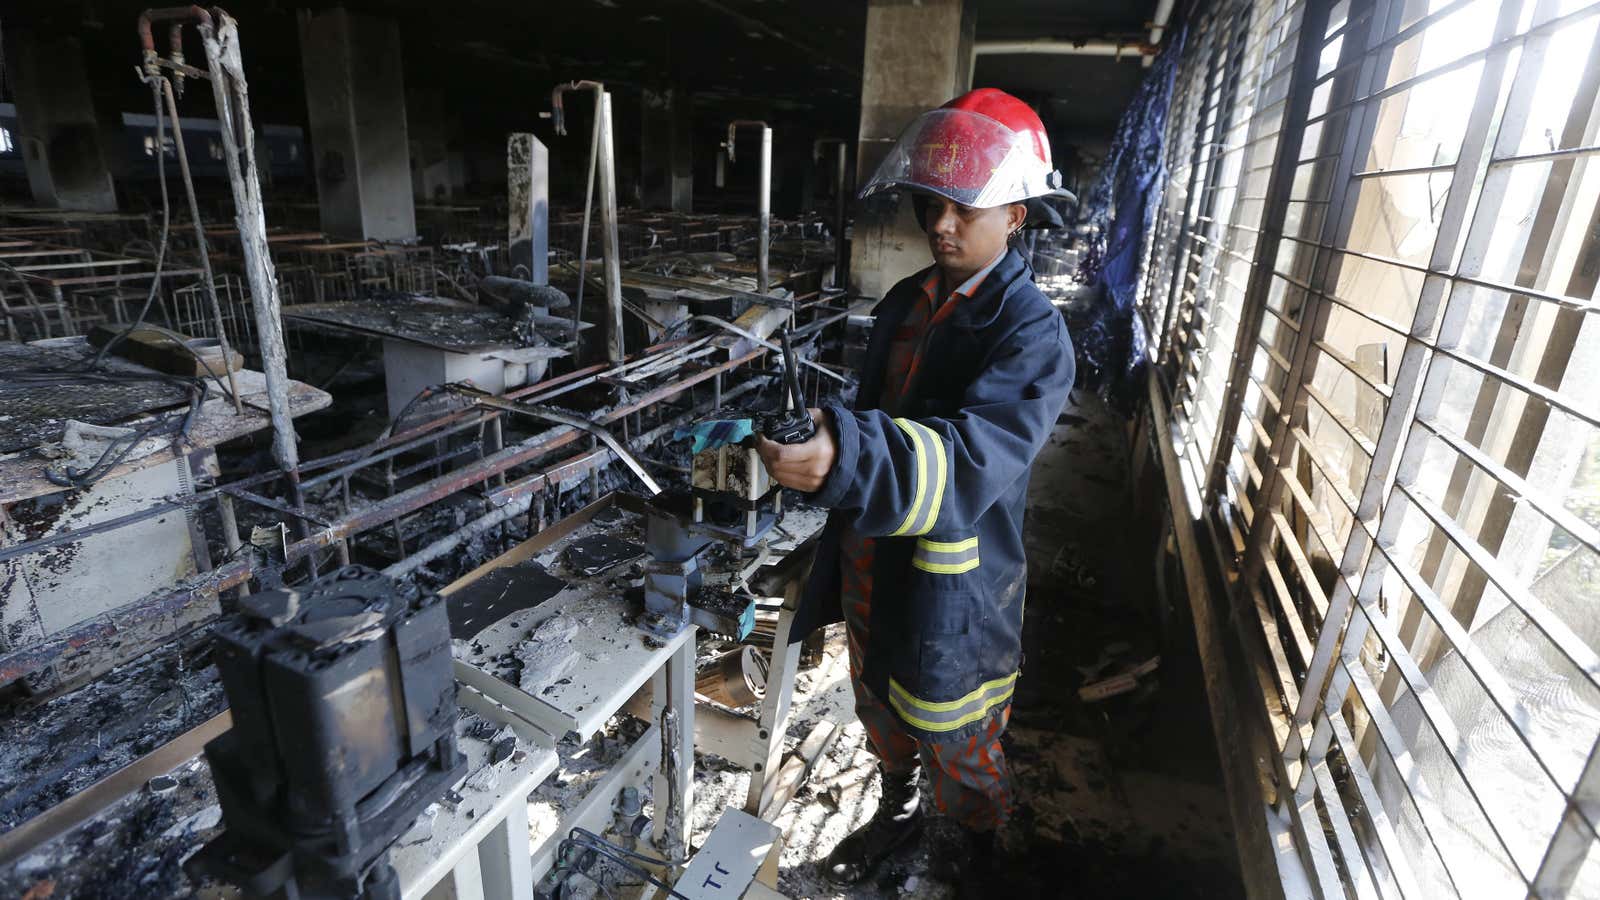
[[1143, 0, 1600, 895]]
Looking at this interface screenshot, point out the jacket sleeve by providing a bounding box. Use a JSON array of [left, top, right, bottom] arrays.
[[811, 304, 1075, 536]]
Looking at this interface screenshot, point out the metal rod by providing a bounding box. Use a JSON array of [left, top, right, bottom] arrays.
[[215, 492, 250, 597], [196, 13, 299, 476], [686, 314, 848, 383], [598, 92, 625, 363], [390, 381, 759, 576], [552, 82, 604, 358], [1201, 0, 1333, 501], [158, 77, 243, 414], [727, 121, 772, 294], [834, 142, 849, 290]]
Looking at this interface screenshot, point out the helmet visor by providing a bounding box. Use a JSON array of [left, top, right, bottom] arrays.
[[858, 108, 1058, 208]]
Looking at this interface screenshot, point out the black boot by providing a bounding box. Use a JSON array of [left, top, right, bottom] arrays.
[[928, 826, 1000, 894], [823, 765, 924, 885]]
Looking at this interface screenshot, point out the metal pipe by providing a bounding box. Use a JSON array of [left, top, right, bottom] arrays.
[[834, 142, 848, 289], [159, 77, 243, 414], [1149, 0, 1176, 47], [197, 13, 314, 575], [386, 380, 760, 576], [137, 6, 211, 56], [597, 92, 625, 363], [196, 13, 299, 476], [549, 80, 605, 138], [726, 121, 772, 294], [814, 138, 850, 291], [686, 315, 848, 383], [973, 39, 1154, 58], [551, 81, 604, 358]]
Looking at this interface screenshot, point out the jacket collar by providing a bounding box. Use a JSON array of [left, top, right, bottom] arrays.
[[918, 247, 1008, 306], [943, 246, 1033, 330]]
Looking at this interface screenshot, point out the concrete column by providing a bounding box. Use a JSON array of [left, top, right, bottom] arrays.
[[299, 9, 416, 241], [851, 0, 975, 298], [640, 87, 693, 213], [1, 31, 117, 212]]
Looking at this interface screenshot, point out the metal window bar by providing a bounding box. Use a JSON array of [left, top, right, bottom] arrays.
[[1143, 0, 1600, 892], [1154, 12, 1228, 351], [1177, 1, 1301, 468]]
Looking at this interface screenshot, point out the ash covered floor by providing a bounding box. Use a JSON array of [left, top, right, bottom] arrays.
[[691, 389, 1243, 899], [0, 391, 1242, 900]]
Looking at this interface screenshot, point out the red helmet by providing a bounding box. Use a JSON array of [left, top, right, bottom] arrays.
[[860, 88, 1065, 209]]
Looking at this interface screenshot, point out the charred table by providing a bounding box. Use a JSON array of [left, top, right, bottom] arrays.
[[280, 295, 573, 417], [0, 337, 332, 696]]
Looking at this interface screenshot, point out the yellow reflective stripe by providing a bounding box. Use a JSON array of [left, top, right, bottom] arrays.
[[912, 535, 979, 574], [888, 419, 948, 536], [890, 418, 929, 536], [887, 674, 1018, 733], [914, 420, 947, 534], [918, 537, 977, 553], [912, 558, 980, 575], [890, 694, 999, 733], [890, 673, 1016, 712]]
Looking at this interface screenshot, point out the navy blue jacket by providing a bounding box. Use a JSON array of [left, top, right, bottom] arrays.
[[793, 247, 1075, 743]]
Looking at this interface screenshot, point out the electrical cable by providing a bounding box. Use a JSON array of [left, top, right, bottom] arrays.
[[103, 322, 240, 404], [88, 76, 174, 370], [384, 384, 447, 439], [3, 75, 210, 489], [556, 829, 694, 900], [14, 367, 210, 488]]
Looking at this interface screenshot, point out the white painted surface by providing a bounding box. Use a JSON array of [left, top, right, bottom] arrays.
[[676, 808, 780, 900], [383, 339, 509, 419], [3, 456, 199, 642], [395, 686, 559, 900]]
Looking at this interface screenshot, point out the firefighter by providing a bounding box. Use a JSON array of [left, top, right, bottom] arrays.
[[755, 88, 1076, 889]]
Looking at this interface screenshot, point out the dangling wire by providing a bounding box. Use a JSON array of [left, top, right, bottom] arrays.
[[8, 74, 209, 490], [88, 74, 174, 370]]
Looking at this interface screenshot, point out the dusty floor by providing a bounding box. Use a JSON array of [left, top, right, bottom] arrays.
[[685, 389, 1243, 899], [0, 390, 1241, 900], [0, 640, 224, 833]]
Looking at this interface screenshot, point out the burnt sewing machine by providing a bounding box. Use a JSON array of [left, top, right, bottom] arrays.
[[639, 329, 815, 638]]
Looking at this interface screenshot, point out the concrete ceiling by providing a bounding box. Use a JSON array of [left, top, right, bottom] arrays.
[[971, 0, 1164, 135], [975, 0, 1161, 42], [1, 0, 1167, 149]]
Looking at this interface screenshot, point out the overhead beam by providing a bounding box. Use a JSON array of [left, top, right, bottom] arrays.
[[973, 38, 1155, 59]]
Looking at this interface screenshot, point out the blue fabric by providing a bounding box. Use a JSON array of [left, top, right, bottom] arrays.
[[1073, 27, 1186, 416], [792, 247, 1075, 743], [674, 418, 754, 453]]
